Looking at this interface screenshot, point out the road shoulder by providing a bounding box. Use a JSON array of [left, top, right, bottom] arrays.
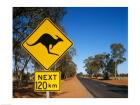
[[53, 76, 93, 98]]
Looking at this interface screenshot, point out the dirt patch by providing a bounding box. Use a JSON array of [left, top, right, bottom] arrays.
[[53, 76, 93, 98], [13, 82, 46, 98]]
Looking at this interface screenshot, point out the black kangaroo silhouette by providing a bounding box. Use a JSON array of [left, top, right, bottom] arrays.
[[27, 33, 63, 56]]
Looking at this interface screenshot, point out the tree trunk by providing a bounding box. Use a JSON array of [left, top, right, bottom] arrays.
[[19, 56, 31, 87], [114, 62, 117, 80]]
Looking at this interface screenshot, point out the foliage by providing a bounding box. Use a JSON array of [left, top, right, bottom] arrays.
[[84, 56, 100, 78], [54, 47, 77, 79], [77, 72, 83, 77], [84, 43, 126, 80], [110, 43, 126, 78], [111, 43, 126, 64]]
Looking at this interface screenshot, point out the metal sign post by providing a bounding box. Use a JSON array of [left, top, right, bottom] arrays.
[[45, 69, 49, 98], [45, 65, 56, 98], [46, 91, 50, 98]]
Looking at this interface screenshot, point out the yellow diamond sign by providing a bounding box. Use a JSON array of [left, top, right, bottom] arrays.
[[22, 18, 73, 70]]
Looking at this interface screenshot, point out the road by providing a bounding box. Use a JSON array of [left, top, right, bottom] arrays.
[[78, 77, 128, 98]]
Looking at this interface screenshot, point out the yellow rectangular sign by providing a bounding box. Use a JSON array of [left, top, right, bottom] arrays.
[[34, 71, 60, 92]]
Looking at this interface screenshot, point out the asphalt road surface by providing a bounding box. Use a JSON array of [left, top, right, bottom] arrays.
[[78, 77, 128, 98]]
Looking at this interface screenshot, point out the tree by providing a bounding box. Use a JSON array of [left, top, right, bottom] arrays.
[[13, 7, 66, 87], [77, 72, 83, 77], [110, 43, 126, 79], [94, 53, 111, 79], [83, 43, 126, 80], [83, 56, 94, 77], [84, 56, 101, 78], [55, 47, 77, 79]]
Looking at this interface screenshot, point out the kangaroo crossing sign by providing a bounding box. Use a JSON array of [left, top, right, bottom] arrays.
[[22, 18, 73, 70]]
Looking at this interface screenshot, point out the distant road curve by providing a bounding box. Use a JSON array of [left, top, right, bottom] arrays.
[[78, 77, 128, 98]]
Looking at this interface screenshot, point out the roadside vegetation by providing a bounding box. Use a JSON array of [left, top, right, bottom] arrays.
[[83, 43, 127, 80]]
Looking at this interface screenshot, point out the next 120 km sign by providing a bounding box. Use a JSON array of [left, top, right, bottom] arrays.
[[34, 71, 60, 92]]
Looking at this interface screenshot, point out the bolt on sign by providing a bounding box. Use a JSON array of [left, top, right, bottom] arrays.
[[34, 71, 60, 92], [21, 18, 73, 70]]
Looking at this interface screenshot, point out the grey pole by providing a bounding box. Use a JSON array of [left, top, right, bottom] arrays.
[[46, 91, 50, 98], [44, 69, 50, 98]]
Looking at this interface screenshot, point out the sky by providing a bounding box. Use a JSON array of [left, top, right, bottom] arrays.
[[62, 7, 128, 74]]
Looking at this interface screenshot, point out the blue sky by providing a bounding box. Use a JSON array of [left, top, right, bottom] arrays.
[[62, 7, 128, 74]]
